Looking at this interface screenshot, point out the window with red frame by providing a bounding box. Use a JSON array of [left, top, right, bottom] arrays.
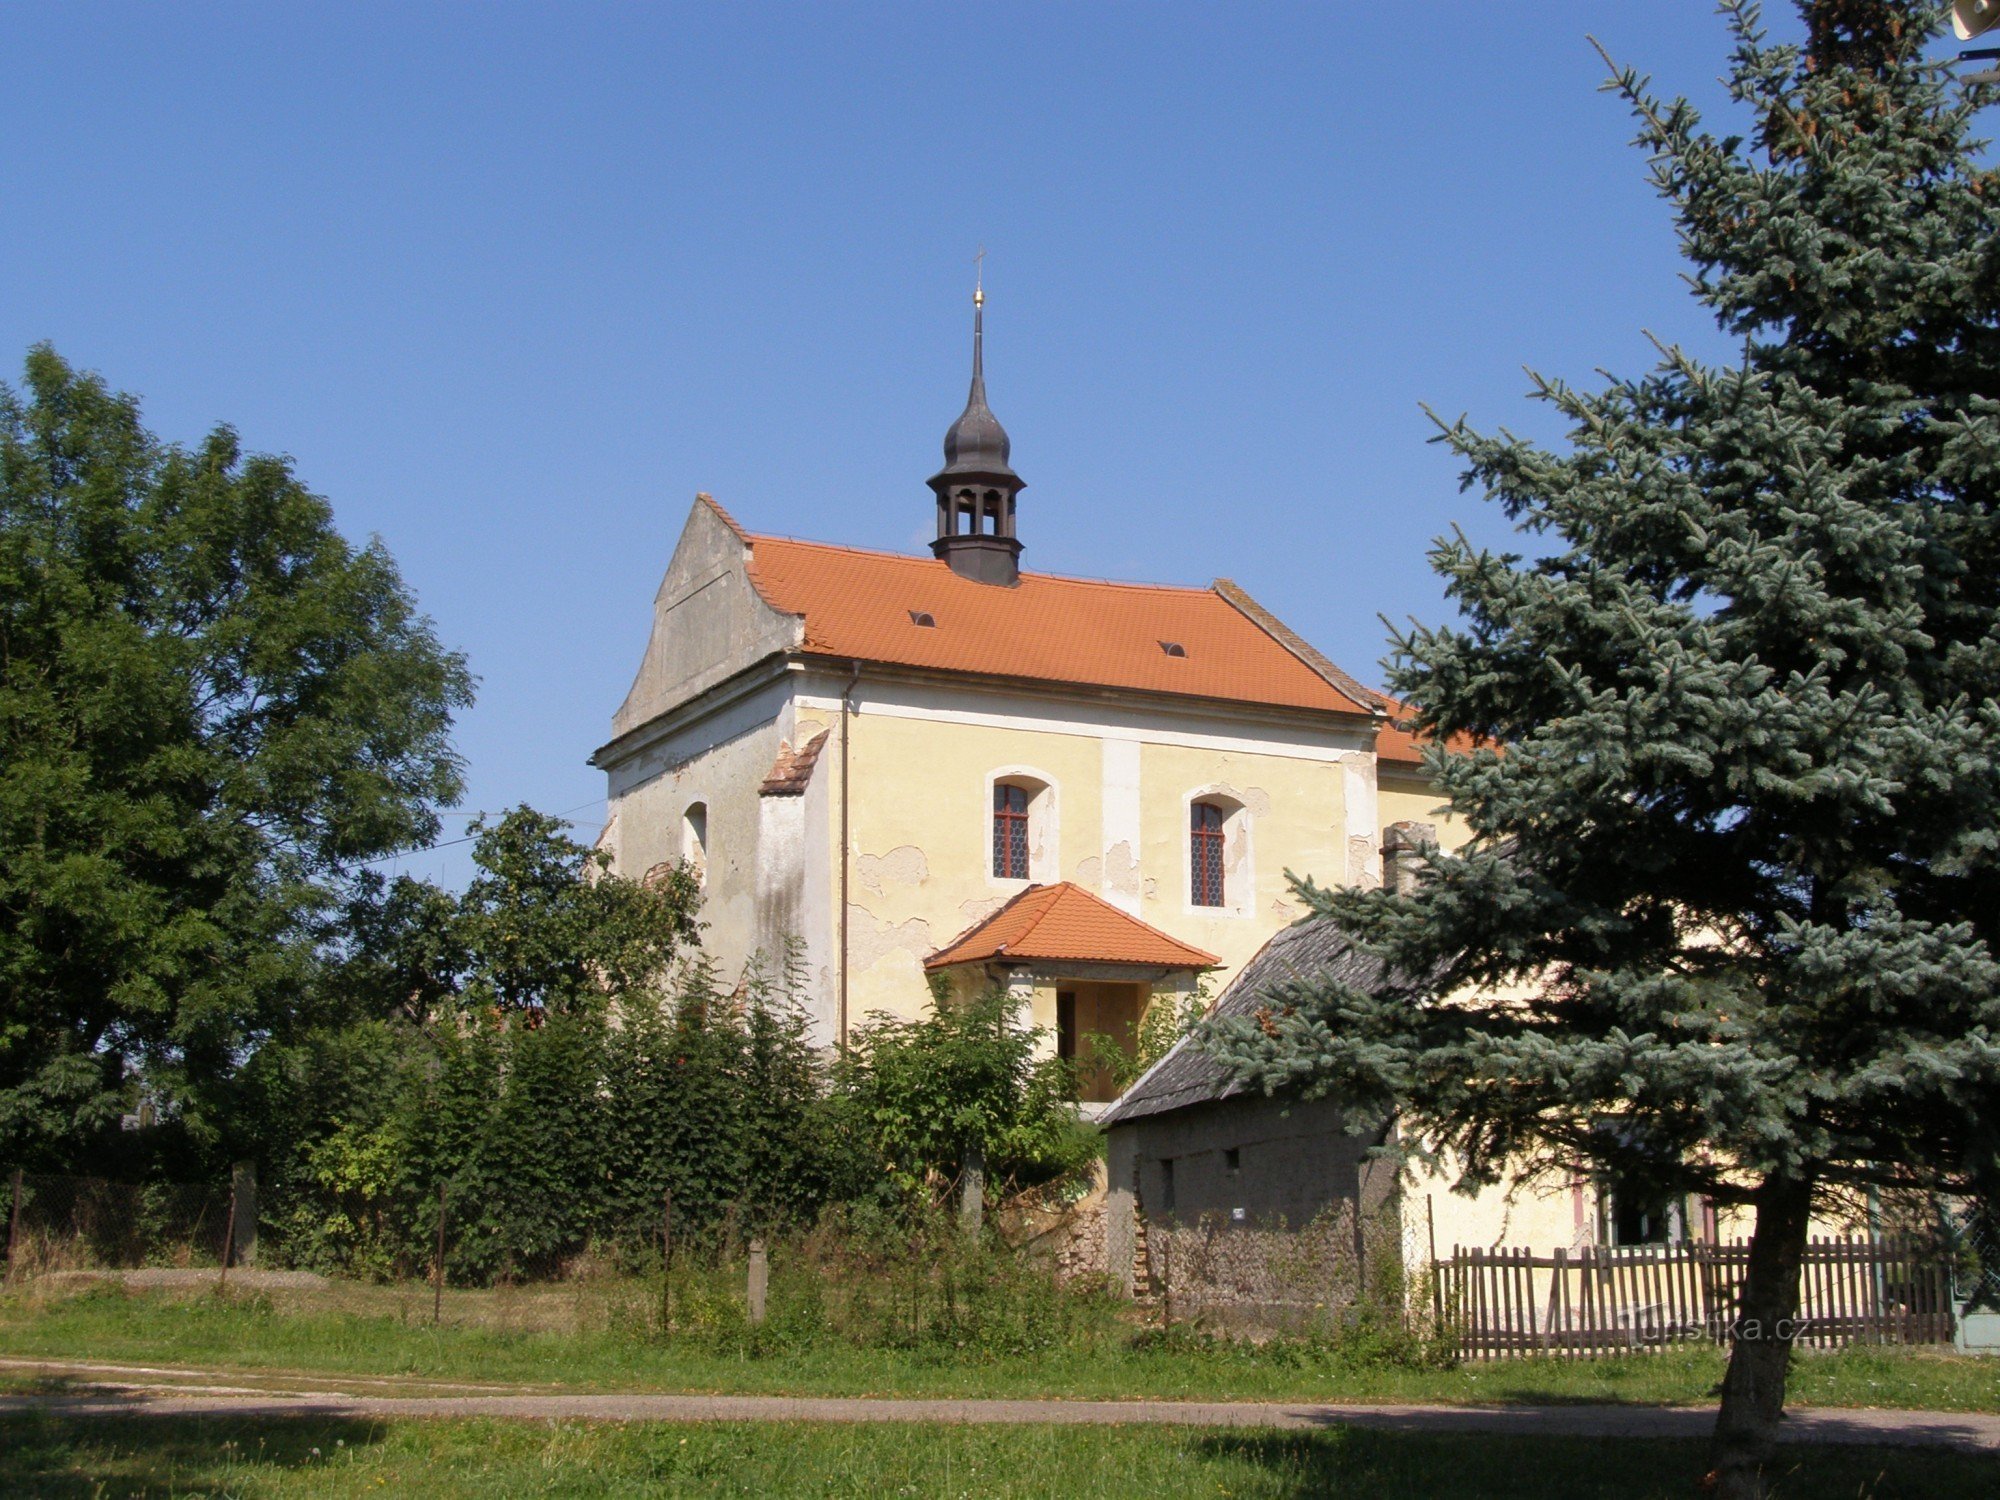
[[1190, 801, 1226, 906], [993, 783, 1031, 878]]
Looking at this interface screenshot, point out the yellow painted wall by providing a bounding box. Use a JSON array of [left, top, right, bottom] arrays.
[[839, 710, 1104, 1026], [835, 705, 1361, 1028], [1406, 1153, 1867, 1256], [1134, 742, 1348, 981], [1411, 1160, 1594, 1255], [1378, 768, 1472, 853]]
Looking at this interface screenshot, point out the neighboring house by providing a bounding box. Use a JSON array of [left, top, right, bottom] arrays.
[[1100, 840, 1856, 1282], [1097, 912, 1415, 1293], [592, 294, 1461, 1087], [1097, 875, 1600, 1289]]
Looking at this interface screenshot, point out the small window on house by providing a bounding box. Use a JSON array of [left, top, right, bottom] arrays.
[[909, 610, 937, 627], [1190, 801, 1226, 907], [682, 802, 708, 885], [993, 783, 1031, 879], [1224, 1147, 1241, 1175], [1159, 640, 1187, 658], [1607, 1181, 1684, 1246]]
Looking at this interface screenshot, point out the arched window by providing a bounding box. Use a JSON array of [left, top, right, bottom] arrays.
[[682, 802, 708, 885], [993, 783, 1030, 879], [1190, 801, 1227, 907], [990, 771, 1056, 883]]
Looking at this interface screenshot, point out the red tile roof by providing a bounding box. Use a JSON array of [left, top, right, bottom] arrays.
[[1375, 697, 1483, 766], [925, 882, 1220, 971], [720, 506, 1374, 718]]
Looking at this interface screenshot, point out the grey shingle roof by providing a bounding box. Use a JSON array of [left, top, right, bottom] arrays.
[[1100, 917, 1396, 1126]]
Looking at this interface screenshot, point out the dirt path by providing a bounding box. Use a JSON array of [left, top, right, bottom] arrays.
[[2, 1360, 1997, 1454]]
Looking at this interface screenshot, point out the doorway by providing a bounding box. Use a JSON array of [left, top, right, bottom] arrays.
[[1055, 981, 1150, 1102]]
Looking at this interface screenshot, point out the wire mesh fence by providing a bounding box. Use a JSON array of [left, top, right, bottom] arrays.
[[3, 1171, 235, 1279], [1, 1170, 1112, 1351], [1140, 1202, 1410, 1336], [4, 1168, 1983, 1361], [1949, 1198, 2000, 1314]]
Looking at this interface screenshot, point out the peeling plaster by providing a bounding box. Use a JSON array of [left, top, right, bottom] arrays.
[[1102, 840, 1143, 898], [1202, 779, 1273, 821], [1073, 855, 1103, 887], [856, 844, 929, 897], [846, 905, 934, 972], [959, 896, 1008, 924], [1347, 834, 1378, 889]]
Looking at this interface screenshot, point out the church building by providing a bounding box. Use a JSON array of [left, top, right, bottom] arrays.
[[592, 293, 1460, 1103]]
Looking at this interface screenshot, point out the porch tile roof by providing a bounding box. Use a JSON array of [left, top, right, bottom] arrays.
[[924, 882, 1219, 972]]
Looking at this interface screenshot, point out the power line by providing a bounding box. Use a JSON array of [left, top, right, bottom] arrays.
[[354, 797, 610, 867]]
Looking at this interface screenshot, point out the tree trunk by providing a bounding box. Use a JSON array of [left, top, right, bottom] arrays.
[[959, 1143, 985, 1236], [1709, 1173, 1814, 1500]]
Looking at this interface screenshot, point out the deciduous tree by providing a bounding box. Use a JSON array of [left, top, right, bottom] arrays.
[[0, 346, 473, 1169]]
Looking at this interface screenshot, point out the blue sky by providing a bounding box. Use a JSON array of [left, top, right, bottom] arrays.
[[5, 3, 1945, 884]]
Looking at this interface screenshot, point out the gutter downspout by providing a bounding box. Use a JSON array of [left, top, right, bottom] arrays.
[[837, 661, 861, 1050]]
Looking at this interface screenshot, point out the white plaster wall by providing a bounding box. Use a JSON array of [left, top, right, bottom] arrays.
[[603, 675, 815, 1009], [1099, 738, 1143, 916], [610, 499, 801, 741]]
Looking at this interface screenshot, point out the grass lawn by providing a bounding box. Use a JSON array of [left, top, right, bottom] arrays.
[[2, 1282, 1994, 1412], [2, 1414, 1993, 1498]]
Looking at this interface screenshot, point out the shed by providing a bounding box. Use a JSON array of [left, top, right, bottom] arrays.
[[1098, 914, 1418, 1295]]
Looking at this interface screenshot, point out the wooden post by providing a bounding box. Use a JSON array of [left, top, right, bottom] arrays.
[[230, 1162, 258, 1268], [6, 1169, 22, 1286], [959, 1144, 985, 1237], [747, 1237, 768, 1326], [1543, 1247, 1563, 1352], [1426, 1196, 1442, 1335], [433, 1182, 448, 1327], [217, 1183, 238, 1295], [1351, 1190, 1367, 1307], [659, 1189, 674, 1333]]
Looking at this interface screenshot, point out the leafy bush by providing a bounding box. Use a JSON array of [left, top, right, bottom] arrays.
[[267, 950, 858, 1282], [839, 984, 1099, 1205]]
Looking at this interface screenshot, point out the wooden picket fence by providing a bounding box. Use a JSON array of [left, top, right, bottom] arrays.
[[1436, 1238, 1953, 1359]]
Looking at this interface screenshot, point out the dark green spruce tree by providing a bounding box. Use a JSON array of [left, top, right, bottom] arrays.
[[1211, 5, 1997, 1495], [0, 346, 474, 1171]]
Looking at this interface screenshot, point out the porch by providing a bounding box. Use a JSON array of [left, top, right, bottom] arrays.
[[923, 880, 1219, 1108]]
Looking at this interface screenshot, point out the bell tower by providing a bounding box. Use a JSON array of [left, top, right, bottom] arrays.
[[929, 282, 1024, 585]]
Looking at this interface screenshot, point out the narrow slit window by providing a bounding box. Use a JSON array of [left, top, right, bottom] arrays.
[[993, 784, 1031, 879], [1190, 801, 1226, 907]]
